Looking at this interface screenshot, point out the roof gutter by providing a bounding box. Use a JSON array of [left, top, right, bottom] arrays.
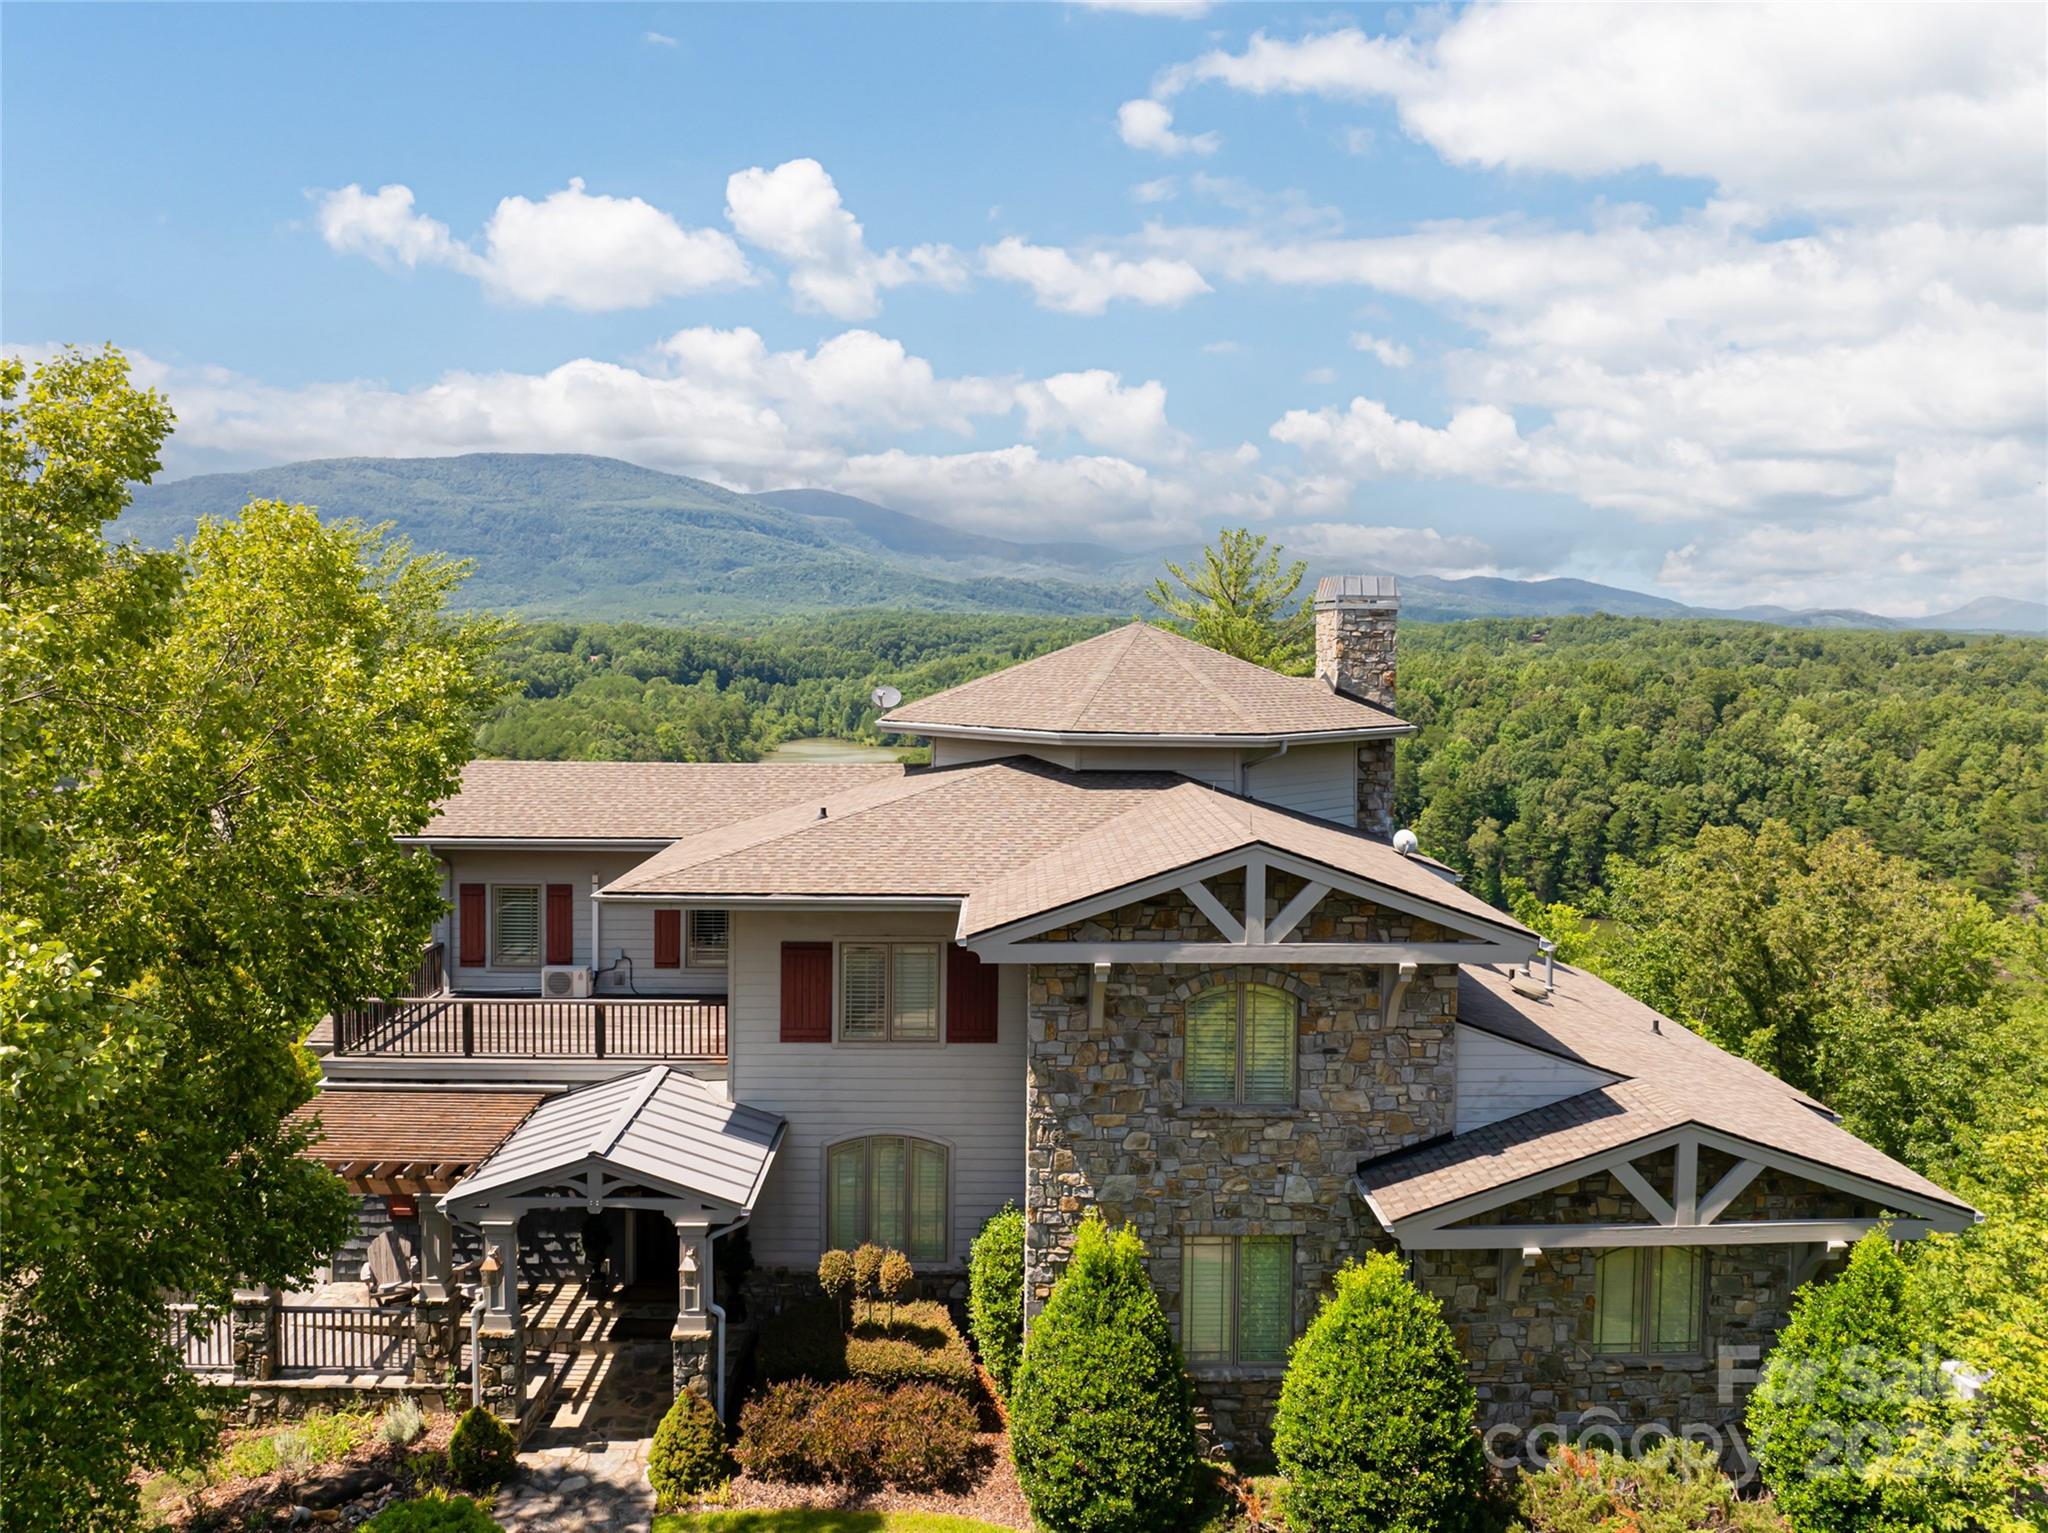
[[596, 893, 963, 911], [397, 837, 676, 850], [878, 721, 1415, 747]]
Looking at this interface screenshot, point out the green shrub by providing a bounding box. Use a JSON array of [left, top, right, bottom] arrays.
[[361, 1491, 503, 1532], [1517, 1440, 1790, 1531], [379, 1397, 427, 1449], [648, 1388, 730, 1506], [293, 1408, 375, 1462], [271, 1427, 317, 1480], [757, 1298, 976, 1395], [1273, 1252, 1485, 1533], [968, 1204, 1026, 1399], [1010, 1212, 1200, 1533], [447, 1406, 518, 1493], [219, 1431, 283, 1480], [732, 1378, 978, 1489], [1747, 1231, 2021, 1533]]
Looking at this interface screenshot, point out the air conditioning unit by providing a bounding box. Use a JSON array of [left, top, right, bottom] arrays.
[[541, 965, 594, 999]]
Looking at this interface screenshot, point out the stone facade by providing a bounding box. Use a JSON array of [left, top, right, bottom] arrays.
[[231, 1287, 279, 1382], [412, 1295, 464, 1387], [671, 1327, 716, 1402], [475, 1325, 525, 1424], [1312, 577, 1400, 839], [1023, 904, 1460, 1454]]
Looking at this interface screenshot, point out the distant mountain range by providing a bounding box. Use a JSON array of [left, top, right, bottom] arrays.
[[120, 454, 2047, 635]]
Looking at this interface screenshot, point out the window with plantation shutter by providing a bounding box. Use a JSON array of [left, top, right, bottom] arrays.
[[1594, 1247, 1703, 1355], [686, 909, 729, 968], [1184, 979, 1297, 1105], [491, 885, 542, 969], [1183, 1236, 1294, 1366], [838, 942, 944, 1042], [825, 1136, 948, 1262]]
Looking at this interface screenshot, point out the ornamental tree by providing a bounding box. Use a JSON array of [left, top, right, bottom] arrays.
[[0, 347, 504, 1529]]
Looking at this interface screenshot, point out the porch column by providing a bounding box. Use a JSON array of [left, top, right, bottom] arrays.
[[671, 1218, 716, 1405], [231, 1283, 280, 1383], [474, 1214, 525, 1424], [412, 1198, 461, 1386]]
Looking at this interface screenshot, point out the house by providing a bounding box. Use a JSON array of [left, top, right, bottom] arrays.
[[296, 575, 1975, 1452]]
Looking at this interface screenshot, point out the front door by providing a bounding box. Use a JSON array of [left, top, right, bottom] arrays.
[[632, 1209, 679, 1289]]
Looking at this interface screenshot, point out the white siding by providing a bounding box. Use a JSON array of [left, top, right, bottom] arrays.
[[1243, 742, 1357, 825], [1454, 1025, 1615, 1134], [730, 910, 1025, 1270], [440, 850, 726, 996]]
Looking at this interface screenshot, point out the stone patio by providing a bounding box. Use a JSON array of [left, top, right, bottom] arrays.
[[498, 1435, 654, 1532]]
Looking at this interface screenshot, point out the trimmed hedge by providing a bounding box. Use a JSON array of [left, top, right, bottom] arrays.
[[757, 1298, 977, 1395], [1273, 1253, 1485, 1533], [1009, 1213, 1200, 1533], [648, 1388, 731, 1506], [968, 1204, 1026, 1399], [1516, 1441, 1790, 1531], [447, 1407, 518, 1493], [734, 1379, 978, 1490]]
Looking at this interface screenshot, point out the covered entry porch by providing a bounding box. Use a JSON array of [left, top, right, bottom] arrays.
[[439, 1066, 785, 1429]]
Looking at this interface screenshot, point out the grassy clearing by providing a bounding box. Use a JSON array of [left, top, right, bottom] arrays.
[[653, 1513, 1017, 1533]]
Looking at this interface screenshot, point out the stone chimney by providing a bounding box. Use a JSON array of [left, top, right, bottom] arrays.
[[1314, 575, 1399, 838]]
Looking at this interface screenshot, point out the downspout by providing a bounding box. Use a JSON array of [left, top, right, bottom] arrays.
[[467, 1289, 487, 1409], [706, 1212, 750, 1419], [589, 873, 603, 990], [1237, 737, 1290, 797]]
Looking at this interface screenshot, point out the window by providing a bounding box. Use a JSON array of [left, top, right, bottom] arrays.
[[826, 1136, 948, 1262], [490, 885, 542, 968], [1186, 980, 1296, 1104], [839, 943, 941, 1042], [687, 909, 730, 968], [1594, 1247, 1704, 1355], [1183, 1236, 1292, 1366]]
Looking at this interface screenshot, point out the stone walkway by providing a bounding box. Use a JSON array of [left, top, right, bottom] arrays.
[[497, 1435, 654, 1531]]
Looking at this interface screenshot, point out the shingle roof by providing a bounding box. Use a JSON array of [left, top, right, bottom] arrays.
[[879, 622, 1410, 740], [1358, 963, 1972, 1223], [291, 1089, 546, 1172], [604, 758, 1532, 944], [444, 1066, 784, 1213], [417, 760, 905, 841]]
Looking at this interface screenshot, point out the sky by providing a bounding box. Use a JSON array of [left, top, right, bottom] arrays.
[[5, 1, 2045, 617]]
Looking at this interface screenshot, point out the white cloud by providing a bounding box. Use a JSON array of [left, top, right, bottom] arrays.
[[1279, 519, 1500, 578], [1116, 99, 1219, 157], [1131, 176, 1179, 205], [1074, 0, 1213, 18], [1157, 8, 2047, 219], [1302, 366, 1337, 385], [1350, 331, 1412, 367], [1016, 370, 1187, 460], [314, 179, 752, 310], [643, 30, 678, 47], [982, 237, 1209, 314], [724, 158, 964, 320]]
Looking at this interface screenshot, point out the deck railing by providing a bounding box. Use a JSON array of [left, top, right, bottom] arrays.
[[332, 995, 726, 1059], [164, 1304, 234, 1373], [278, 1304, 416, 1376]]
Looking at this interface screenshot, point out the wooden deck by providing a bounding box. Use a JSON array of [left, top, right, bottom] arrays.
[[318, 994, 727, 1061]]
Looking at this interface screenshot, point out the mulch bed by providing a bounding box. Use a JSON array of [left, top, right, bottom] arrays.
[[141, 1412, 457, 1529], [717, 1428, 1035, 1531]]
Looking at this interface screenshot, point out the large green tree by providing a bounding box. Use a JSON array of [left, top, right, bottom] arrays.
[[0, 348, 502, 1528], [1148, 527, 1313, 673]]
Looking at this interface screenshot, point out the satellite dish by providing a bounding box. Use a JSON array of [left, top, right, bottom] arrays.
[[1392, 828, 1420, 856], [871, 685, 903, 710]]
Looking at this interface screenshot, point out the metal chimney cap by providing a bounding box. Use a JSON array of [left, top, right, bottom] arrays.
[[1313, 574, 1399, 609]]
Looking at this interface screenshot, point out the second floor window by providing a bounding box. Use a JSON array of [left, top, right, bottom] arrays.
[[491, 885, 541, 968], [840, 942, 941, 1042], [1186, 980, 1296, 1105], [687, 909, 729, 967]]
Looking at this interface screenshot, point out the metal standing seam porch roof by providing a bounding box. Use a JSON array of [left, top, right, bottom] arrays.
[[439, 1066, 785, 1220]]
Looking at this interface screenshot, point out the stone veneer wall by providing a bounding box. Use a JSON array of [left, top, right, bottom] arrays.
[[1313, 592, 1400, 839], [1023, 907, 1459, 1453]]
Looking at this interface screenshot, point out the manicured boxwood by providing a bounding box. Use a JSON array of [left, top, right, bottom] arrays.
[[648, 1388, 731, 1506], [1273, 1252, 1485, 1533], [967, 1204, 1026, 1400], [757, 1298, 977, 1395], [734, 1379, 978, 1490], [447, 1406, 518, 1493], [1009, 1213, 1200, 1533]]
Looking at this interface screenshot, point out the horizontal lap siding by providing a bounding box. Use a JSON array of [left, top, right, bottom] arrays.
[[1243, 742, 1357, 825], [731, 910, 1025, 1270], [1454, 1025, 1614, 1134], [440, 850, 725, 996]]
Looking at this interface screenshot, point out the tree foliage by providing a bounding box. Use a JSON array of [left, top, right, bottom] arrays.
[[967, 1203, 1026, 1400], [1010, 1212, 1200, 1533], [1747, 1233, 2025, 1533], [1273, 1252, 1486, 1533], [1148, 527, 1313, 673], [0, 348, 503, 1529]]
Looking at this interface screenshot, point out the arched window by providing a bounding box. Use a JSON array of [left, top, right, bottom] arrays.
[[826, 1136, 949, 1262], [1185, 979, 1297, 1105]]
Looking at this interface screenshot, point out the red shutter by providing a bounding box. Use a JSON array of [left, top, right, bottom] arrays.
[[946, 945, 999, 1043], [458, 884, 487, 966], [780, 942, 833, 1042], [654, 910, 683, 969], [545, 883, 575, 967]]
